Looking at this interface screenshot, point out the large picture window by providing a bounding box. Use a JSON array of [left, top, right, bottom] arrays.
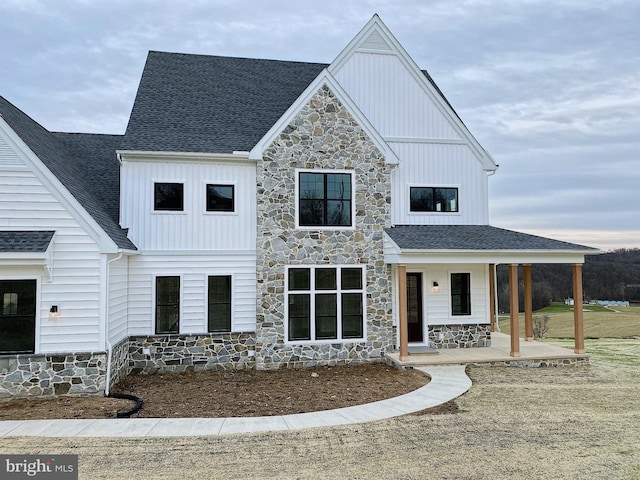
[[154, 183, 184, 211], [208, 275, 231, 332], [410, 187, 458, 213], [156, 276, 180, 333], [286, 266, 365, 341], [451, 273, 471, 316], [298, 172, 353, 227]]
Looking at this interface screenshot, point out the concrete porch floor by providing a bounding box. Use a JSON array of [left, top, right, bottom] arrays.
[[386, 332, 589, 367]]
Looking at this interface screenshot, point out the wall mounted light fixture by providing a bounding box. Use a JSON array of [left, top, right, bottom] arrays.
[[432, 281, 440, 292], [49, 305, 59, 318]]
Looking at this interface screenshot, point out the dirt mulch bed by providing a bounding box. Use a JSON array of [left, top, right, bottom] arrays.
[[0, 364, 429, 420]]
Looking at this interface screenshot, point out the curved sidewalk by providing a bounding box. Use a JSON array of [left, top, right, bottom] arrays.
[[0, 364, 471, 438]]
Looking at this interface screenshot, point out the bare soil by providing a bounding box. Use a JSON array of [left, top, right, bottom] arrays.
[[0, 364, 429, 420]]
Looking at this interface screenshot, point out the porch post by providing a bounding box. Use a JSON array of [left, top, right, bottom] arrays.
[[398, 264, 409, 361], [573, 263, 586, 354], [489, 264, 496, 332], [509, 263, 521, 357], [524, 264, 533, 341]]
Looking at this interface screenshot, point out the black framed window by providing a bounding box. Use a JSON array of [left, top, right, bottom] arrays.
[[410, 187, 458, 212], [208, 275, 231, 332], [154, 183, 184, 211], [286, 266, 364, 341], [451, 273, 471, 316], [156, 276, 180, 333], [0, 280, 36, 354], [299, 172, 352, 227], [206, 184, 235, 212]]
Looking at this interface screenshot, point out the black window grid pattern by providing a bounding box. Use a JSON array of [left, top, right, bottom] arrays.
[[286, 266, 365, 342], [298, 172, 353, 227], [409, 187, 458, 213]]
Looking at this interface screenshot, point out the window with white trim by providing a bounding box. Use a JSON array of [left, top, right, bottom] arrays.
[[298, 171, 353, 227], [154, 183, 184, 211], [156, 276, 180, 333], [286, 266, 365, 341], [451, 272, 471, 316], [410, 187, 458, 212], [208, 275, 231, 332], [206, 184, 235, 212]]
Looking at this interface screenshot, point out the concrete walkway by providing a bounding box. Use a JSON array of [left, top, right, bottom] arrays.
[[0, 364, 470, 438]]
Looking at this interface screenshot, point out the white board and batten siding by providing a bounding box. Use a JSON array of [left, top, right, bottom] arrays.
[[120, 159, 256, 251], [0, 135, 103, 353], [333, 51, 491, 226], [121, 157, 257, 335], [389, 142, 489, 225]]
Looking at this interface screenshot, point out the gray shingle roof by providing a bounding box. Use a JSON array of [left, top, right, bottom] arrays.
[[121, 51, 461, 155], [121, 52, 327, 153], [385, 225, 598, 252], [0, 96, 136, 250], [0, 231, 55, 253]]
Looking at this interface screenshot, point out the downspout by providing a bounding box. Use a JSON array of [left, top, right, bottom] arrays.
[[104, 252, 122, 396]]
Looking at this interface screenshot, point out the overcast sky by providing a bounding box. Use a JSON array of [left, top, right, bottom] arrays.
[[1, 0, 638, 251]]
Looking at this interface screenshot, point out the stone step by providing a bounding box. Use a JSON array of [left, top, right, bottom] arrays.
[[408, 345, 439, 355]]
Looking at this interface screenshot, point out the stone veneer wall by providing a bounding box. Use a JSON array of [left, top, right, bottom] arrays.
[[471, 357, 589, 367], [0, 352, 106, 399], [126, 333, 255, 375], [108, 337, 131, 387], [428, 324, 491, 348], [256, 85, 393, 369]]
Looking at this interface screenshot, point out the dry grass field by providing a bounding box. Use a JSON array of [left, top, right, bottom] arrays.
[[1, 338, 639, 479], [498, 303, 640, 338]]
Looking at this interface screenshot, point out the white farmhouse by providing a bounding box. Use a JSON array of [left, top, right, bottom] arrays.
[[0, 16, 598, 398]]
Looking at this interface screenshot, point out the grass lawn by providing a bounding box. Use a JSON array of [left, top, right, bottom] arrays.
[[498, 303, 640, 338]]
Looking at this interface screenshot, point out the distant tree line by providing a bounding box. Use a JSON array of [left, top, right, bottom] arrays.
[[496, 249, 640, 312]]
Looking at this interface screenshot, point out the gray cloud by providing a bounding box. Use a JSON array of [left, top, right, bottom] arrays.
[[1, 0, 638, 250]]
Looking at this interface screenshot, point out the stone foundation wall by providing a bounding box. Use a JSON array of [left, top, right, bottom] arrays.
[[471, 357, 589, 368], [258, 342, 386, 370], [126, 333, 256, 375], [0, 352, 106, 399], [428, 324, 491, 348]]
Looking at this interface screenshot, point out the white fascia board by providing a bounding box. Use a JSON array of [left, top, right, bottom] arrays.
[[328, 15, 497, 172], [384, 249, 594, 265], [248, 69, 398, 165], [0, 118, 119, 254], [117, 150, 253, 164]]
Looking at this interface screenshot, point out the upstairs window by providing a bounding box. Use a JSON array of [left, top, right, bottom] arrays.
[[206, 184, 235, 212], [410, 187, 458, 213], [451, 273, 471, 316], [154, 183, 184, 211], [298, 172, 353, 227]]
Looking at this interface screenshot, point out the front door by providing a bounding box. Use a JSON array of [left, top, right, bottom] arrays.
[[406, 273, 424, 343], [0, 280, 37, 354]]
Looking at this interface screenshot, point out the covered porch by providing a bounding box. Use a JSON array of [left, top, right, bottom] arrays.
[[384, 225, 600, 362], [386, 331, 589, 367]]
